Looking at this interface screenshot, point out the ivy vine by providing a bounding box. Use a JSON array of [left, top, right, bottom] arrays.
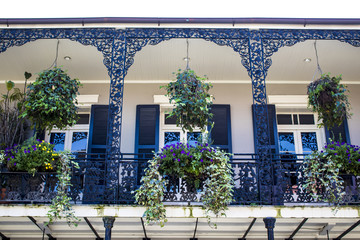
[[307, 73, 351, 128], [135, 143, 233, 228], [161, 69, 213, 132], [46, 151, 80, 227], [22, 67, 81, 132]]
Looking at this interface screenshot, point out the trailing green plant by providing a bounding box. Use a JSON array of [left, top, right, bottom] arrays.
[[302, 139, 360, 208], [22, 67, 81, 132], [135, 142, 233, 227], [307, 73, 351, 128], [5, 136, 58, 176], [134, 157, 168, 227], [200, 156, 234, 228], [46, 151, 80, 227], [161, 69, 213, 132], [0, 72, 32, 150]]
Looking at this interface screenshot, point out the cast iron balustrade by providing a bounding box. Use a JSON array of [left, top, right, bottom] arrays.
[[1, 153, 359, 205]]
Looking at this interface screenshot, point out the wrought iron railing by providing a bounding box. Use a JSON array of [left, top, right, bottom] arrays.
[[1, 153, 359, 205]]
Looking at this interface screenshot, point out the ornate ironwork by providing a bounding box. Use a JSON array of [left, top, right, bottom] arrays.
[[3, 28, 360, 205]]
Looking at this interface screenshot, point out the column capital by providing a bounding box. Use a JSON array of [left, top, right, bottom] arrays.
[[103, 216, 116, 229], [263, 217, 276, 229]]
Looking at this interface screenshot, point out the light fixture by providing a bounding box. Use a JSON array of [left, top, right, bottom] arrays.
[[183, 57, 190, 62], [64, 56, 71, 61], [304, 58, 311, 63]]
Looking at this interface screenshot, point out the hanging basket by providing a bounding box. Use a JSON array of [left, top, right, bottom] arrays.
[[161, 69, 213, 132], [22, 67, 81, 132], [307, 73, 351, 128]]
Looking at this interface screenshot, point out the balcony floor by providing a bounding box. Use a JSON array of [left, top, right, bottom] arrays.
[[1, 205, 360, 239]]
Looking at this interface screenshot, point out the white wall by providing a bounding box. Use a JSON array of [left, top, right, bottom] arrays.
[[120, 83, 255, 153]]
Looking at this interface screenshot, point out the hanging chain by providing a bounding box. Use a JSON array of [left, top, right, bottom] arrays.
[[186, 38, 190, 70], [47, 39, 60, 70], [312, 40, 323, 80]]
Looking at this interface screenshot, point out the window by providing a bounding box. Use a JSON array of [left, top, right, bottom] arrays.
[[45, 114, 90, 153], [160, 109, 202, 147], [277, 113, 325, 155]]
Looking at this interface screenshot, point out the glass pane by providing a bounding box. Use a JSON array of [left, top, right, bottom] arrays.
[[187, 132, 201, 146], [164, 132, 180, 146], [277, 114, 292, 125], [278, 132, 295, 154], [71, 132, 88, 152], [301, 132, 318, 153], [164, 114, 177, 125], [77, 114, 90, 124], [50, 132, 65, 152], [299, 114, 315, 125]]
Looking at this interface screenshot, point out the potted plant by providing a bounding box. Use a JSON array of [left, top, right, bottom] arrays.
[[307, 73, 351, 128], [302, 140, 360, 207], [0, 72, 32, 151], [5, 137, 58, 176], [135, 141, 233, 227], [21, 67, 81, 132], [161, 69, 213, 132]]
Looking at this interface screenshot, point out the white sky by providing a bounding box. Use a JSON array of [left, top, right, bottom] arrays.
[[1, 0, 360, 19]]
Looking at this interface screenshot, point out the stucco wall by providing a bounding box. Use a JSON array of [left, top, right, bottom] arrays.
[[120, 83, 254, 153]]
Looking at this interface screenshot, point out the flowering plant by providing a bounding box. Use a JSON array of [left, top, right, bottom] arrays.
[[158, 142, 220, 189], [5, 137, 58, 175], [302, 139, 360, 207], [135, 141, 233, 227]]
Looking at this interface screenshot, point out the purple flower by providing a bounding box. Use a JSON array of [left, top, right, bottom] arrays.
[[334, 153, 338, 155], [349, 161, 352, 163], [173, 153, 176, 157], [177, 159, 181, 162], [14, 163, 16, 166], [11, 156, 14, 159], [208, 149, 212, 152], [210, 159, 213, 162], [325, 145, 328, 149], [170, 149, 173, 152], [181, 150, 185, 154], [200, 159, 203, 162], [190, 155, 193, 158], [187, 152, 190, 156]]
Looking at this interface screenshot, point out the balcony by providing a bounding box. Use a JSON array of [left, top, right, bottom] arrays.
[[1, 153, 359, 205]]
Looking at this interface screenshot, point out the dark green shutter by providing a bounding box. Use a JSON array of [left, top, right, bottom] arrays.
[[87, 105, 108, 154], [325, 118, 351, 144], [252, 104, 279, 155], [210, 105, 232, 153], [135, 105, 159, 157]]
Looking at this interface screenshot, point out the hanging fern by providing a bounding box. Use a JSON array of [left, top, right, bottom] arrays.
[[307, 73, 351, 128], [161, 69, 213, 132]]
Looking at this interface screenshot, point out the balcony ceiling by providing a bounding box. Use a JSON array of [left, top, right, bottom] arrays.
[[1, 38, 360, 84]]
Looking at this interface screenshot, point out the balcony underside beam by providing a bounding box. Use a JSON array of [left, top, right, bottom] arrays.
[[333, 220, 360, 240], [0, 232, 10, 240], [239, 218, 257, 240], [140, 218, 150, 240], [285, 218, 308, 240], [28, 216, 56, 240], [84, 217, 103, 240]]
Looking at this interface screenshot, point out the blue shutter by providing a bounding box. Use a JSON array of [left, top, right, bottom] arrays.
[[252, 104, 279, 155], [87, 105, 108, 154], [210, 104, 232, 153], [325, 118, 351, 144], [135, 105, 159, 157]]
